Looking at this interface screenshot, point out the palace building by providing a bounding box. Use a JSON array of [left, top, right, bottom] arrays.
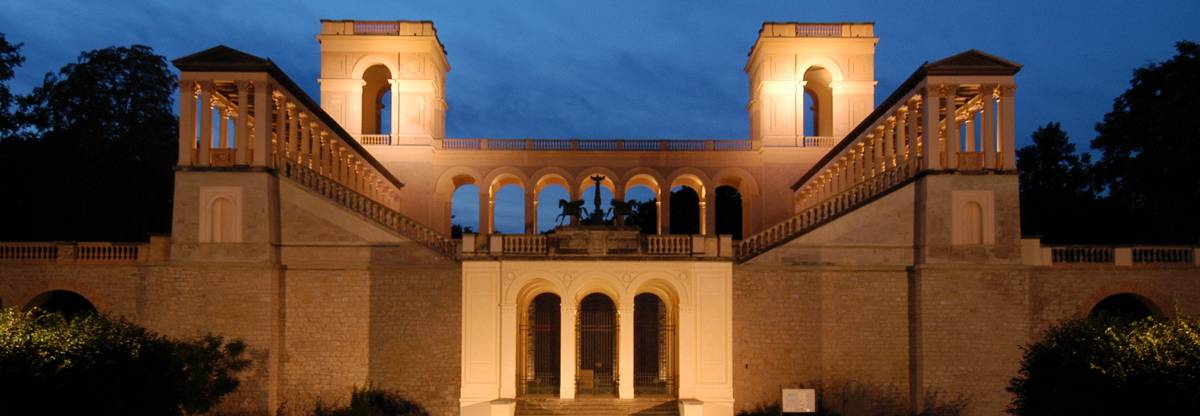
[[2, 20, 1198, 416]]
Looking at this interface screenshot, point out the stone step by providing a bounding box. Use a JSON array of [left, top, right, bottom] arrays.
[[515, 398, 679, 416]]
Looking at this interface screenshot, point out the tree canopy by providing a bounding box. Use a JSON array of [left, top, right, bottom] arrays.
[[1090, 41, 1200, 244], [0, 38, 177, 242], [0, 309, 249, 416], [1006, 311, 1200, 416], [1019, 40, 1200, 244]]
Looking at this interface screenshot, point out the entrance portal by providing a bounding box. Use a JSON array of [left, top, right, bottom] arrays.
[[634, 293, 676, 396], [577, 293, 617, 396], [521, 293, 561, 395]]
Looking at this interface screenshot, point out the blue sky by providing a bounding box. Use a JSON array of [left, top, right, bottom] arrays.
[[3, 1, 1197, 232]]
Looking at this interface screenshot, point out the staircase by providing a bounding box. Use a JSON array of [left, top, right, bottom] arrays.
[[515, 398, 678, 416]]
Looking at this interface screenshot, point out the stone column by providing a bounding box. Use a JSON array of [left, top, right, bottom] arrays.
[[921, 86, 941, 170], [300, 120, 313, 166], [884, 120, 896, 169], [943, 85, 960, 170], [178, 80, 197, 165], [999, 84, 1017, 170], [982, 85, 997, 169], [198, 81, 213, 167], [287, 105, 300, 161], [480, 191, 492, 234], [618, 304, 635, 399], [235, 81, 250, 165], [907, 99, 920, 164], [702, 190, 715, 236], [525, 190, 537, 234], [217, 106, 231, 150], [560, 304, 577, 399]]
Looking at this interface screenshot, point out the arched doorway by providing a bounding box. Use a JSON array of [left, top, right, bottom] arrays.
[[634, 293, 676, 396], [24, 290, 97, 318], [521, 293, 561, 395], [1089, 293, 1159, 321], [577, 293, 617, 396]]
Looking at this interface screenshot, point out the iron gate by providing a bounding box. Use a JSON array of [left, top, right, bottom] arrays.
[[577, 293, 617, 395], [520, 293, 560, 395], [634, 293, 676, 396]]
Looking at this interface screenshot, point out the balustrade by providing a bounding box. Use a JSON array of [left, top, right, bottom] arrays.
[[0, 242, 144, 262]]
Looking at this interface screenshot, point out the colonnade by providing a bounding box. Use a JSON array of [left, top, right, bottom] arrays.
[[177, 74, 404, 211], [794, 81, 1016, 210]]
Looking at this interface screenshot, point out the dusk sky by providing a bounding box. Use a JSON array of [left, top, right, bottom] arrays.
[[2, 1, 1197, 232]]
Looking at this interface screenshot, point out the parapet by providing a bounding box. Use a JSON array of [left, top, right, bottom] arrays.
[[759, 22, 874, 38]]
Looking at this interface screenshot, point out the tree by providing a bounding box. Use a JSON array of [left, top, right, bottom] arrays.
[[1091, 41, 1200, 244], [0, 309, 250, 416], [0, 33, 24, 138], [0, 45, 177, 242], [1016, 123, 1106, 243], [1006, 311, 1200, 416]]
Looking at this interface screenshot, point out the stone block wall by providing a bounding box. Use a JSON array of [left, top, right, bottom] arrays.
[[369, 265, 462, 416]]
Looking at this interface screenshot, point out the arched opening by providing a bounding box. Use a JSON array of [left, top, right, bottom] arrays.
[[579, 183, 615, 226], [626, 185, 658, 235], [493, 184, 525, 234], [24, 290, 97, 318], [361, 64, 392, 135], [380, 89, 392, 135], [634, 293, 676, 396], [451, 184, 480, 238], [803, 66, 834, 137], [210, 197, 234, 242], [1089, 293, 1159, 321], [577, 293, 617, 396], [537, 184, 570, 233], [715, 185, 743, 240], [521, 293, 561, 395], [669, 186, 699, 235]]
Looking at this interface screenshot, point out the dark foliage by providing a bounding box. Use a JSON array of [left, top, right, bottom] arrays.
[[715, 185, 743, 239], [0, 33, 24, 137], [1006, 311, 1200, 416], [310, 385, 429, 416], [1090, 41, 1200, 244], [0, 309, 250, 416], [1016, 123, 1107, 243], [0, 44, 177, 242], [670, 187, 700, 234]]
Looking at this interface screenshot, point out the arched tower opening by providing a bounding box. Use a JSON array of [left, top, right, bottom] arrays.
[[361, 64, 392, 135], [715, 185, 743, 240], [669, 186, 700, 235], [803, 66, 834, 137]]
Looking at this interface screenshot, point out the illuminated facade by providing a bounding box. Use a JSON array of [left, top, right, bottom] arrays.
[[2, 20, 1198, 416]]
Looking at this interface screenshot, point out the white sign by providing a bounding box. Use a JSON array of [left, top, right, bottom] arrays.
[[782, 388, 816, 413]]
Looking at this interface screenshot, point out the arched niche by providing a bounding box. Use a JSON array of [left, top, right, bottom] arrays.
[[24, 290, 97, 318], [1089, 293, 1163, 321]]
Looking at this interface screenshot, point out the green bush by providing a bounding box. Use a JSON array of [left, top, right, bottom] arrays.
[[1006, 310, 1200, 416], [311, 385, 429, 416], [0, 308, 249, 416]]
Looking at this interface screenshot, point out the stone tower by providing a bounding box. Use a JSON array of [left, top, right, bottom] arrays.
[[317, 20, 449, 145], [745, 23, 877, 147]]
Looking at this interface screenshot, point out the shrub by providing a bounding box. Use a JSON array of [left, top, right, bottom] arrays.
[[310, 385, 429, 416], [0, 308, 249, 416], [1006, 310, 1200, 416]]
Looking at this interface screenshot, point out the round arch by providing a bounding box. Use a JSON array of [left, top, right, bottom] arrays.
[[350, 54, 401, 80], [1089, 293, 1164, 320], [575, 167, 622, 199], [712, 167, 760, 197], [1078, 282, 1172, 320], [665, 168, 712, 198], [569, 273, 624, 306], [483, 167, 532, 197], [621, 168, 666, 197], [631, 275, 686, 306], [796, 56, 846, 84], [531, 167, 576, 195], [435, 166, 485, 195]]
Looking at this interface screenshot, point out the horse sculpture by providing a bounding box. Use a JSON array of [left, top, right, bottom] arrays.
[[556, 199, 587, 225], [609, 199, 635, 226]]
